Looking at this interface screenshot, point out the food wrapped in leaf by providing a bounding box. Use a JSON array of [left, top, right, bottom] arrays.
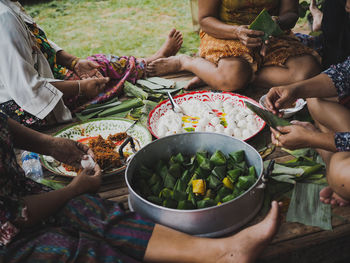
[[212, 165, 226, 180], [245, 101, 290, 130], [147, 196, 163, 206], [159, 188, 173, 199], [168, 163, 182, 178], [227, 169, 241, 183], [248, 9, 284, 41], [197, 199, 216, 209], [172, 190, 187, 202], [163, 199, 178, 209], [208, 174, 222, 190], [164, 174, 176, 189], [210, 150, 227, 166], [177, 200, 195, 210], [229, 150, 245, 163]]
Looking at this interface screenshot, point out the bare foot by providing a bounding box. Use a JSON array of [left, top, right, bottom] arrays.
[[147, 54, 189, 76], [185, 76, 206, 90], [145, 29, 183, 64], [320, 186, 349, 207], [309, 0, 323, 32], [217, 201, 280, 263]]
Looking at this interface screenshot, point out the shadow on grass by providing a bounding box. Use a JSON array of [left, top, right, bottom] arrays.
[[19, 0, 53, 5]]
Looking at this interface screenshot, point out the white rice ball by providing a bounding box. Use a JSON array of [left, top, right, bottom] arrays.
[[237, 120, 247, 128], [214, 123, 225, 133], [233, 128, 242, 138], [81, 155, 95, 170]]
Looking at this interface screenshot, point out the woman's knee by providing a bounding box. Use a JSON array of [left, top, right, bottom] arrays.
[[216, 58, 252, 91], [287, 55, 321, 81], [328, 152, 350, 199]]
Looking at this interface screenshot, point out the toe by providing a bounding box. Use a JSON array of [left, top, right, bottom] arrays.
[[168, 28, 176, 37]]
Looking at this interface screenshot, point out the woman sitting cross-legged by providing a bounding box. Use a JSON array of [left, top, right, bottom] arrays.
[[147, 0, 321, 92], [0, 112, 281, 263], [0, 0, 183, 130], [265, 55, 350, 207]]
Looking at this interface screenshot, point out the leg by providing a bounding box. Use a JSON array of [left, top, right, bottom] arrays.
[[147, 55, 253, 92], [254, 54, 321, 88], [144, 28, 183, 65], [309, 0, 323, 32], [144, 201, 280, 263], [306, 98, 350, 205]]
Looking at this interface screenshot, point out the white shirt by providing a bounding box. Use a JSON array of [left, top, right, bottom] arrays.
[[0, 0, 72, 122]]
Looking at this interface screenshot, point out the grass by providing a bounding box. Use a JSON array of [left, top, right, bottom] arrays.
[[23, 0, 311, 59], [24, 0, 200, 59]]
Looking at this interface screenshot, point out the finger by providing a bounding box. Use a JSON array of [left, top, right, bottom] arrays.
[[76, 141, 90, 154], [276, 126, 291, 134], [95, 71, 104, 79], [93, 164, 102, 177], [247, 29, 265, 36], [88, 61, 101, 68], [96, 77, 110, 84]]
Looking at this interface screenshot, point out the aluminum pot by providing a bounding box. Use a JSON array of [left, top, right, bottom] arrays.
[[125, 132, 266, 237]]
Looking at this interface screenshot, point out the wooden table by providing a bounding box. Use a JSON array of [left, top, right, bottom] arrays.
[[41, 73, 350, 263]]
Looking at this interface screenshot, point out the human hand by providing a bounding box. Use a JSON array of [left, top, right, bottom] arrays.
[[270, 123, 316, 149], [74, 59, 104, 79], [67, 165, 102, 195], [259, 36, 274, 56], [80, 77, 110, 99], [265, 85, 299, 116], [49, 137, 94, 168], [234, 25, 264, 48]]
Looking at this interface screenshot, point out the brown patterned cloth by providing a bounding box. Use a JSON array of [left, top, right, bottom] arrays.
[[199, 31, 321, 72]]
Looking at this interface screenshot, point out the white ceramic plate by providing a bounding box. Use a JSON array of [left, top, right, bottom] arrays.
[[40, 118, 152, 177], [148, 91, 266, 141]]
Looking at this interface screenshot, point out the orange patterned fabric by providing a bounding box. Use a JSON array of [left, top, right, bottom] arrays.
[[200, 0, 321, 71]]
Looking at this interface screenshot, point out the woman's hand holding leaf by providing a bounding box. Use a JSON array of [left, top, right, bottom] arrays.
[[81, 77, 110, 99], [271, 124, 315, 149], [234, 25, 264, 48]]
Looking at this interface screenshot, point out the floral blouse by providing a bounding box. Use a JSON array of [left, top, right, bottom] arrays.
[[0, 113, 48, 246], [323, 56, 350, 151]]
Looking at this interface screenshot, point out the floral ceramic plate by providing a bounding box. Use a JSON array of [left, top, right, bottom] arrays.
[[40, 118, 152, 177], [148, 91, 266, 141]]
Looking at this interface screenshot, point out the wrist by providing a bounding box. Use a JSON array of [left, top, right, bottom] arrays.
[[69, 57, 80, 71]]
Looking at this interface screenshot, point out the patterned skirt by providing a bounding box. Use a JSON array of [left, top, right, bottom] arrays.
[[199, 31, 321, 72], [0, 54, 146, 129], [0, 194, 154, 263]]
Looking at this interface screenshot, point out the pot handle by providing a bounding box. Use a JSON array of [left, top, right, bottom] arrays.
[[255, 160, 275, 189]]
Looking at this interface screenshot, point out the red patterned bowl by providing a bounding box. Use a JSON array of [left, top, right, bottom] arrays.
[[148, 91, 266, 141]]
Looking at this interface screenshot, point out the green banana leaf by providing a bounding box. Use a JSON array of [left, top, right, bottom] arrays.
[[98, 98, 144, 117], [286, 183, 332, 230], [137, 79, 165, 90], [146, 77, 175, 88], [124, 81, 148, 100], [245, 101, 290, 130], [249, 9, 284, 41]]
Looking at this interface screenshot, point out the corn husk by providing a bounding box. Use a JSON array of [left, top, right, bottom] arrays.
[[286, 183, 332, 230], [249, 9, 284, 41], [245, 101, 290, 129]]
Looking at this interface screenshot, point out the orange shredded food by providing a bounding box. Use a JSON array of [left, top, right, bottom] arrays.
[[63, 132, 129, 172]]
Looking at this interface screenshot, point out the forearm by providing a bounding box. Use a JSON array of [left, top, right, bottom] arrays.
[[51, 80, 80, 98], [21, 185, 78, 227], [56, 50, 77, 69], [200, 17, 239, 40], [293, 73, 338, 99], [276, 12, 298, 30], [306, 131, 337, 152], [8, 118, 54, 155]]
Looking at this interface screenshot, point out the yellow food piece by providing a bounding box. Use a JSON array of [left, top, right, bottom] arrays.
[[223, 177, 234, 190], [192, 179, 206, 195], [217, 202, 222, 206]]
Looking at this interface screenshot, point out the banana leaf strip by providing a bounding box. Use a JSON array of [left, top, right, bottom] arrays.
[[271, 174, 296, 184], [98, 98, 144, 117], [81, 101, 122, 115], [146, 77, 175, 88], [286, 183, 332, 230], [245, 101, 290, 130], [222, 194, 236, 203], [137, 79, 165, 90], [248, 9, 284, 41]]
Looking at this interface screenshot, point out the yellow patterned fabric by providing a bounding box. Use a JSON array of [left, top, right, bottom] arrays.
[[200, 0, 321, 71], [219, 0, 279, 25]]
